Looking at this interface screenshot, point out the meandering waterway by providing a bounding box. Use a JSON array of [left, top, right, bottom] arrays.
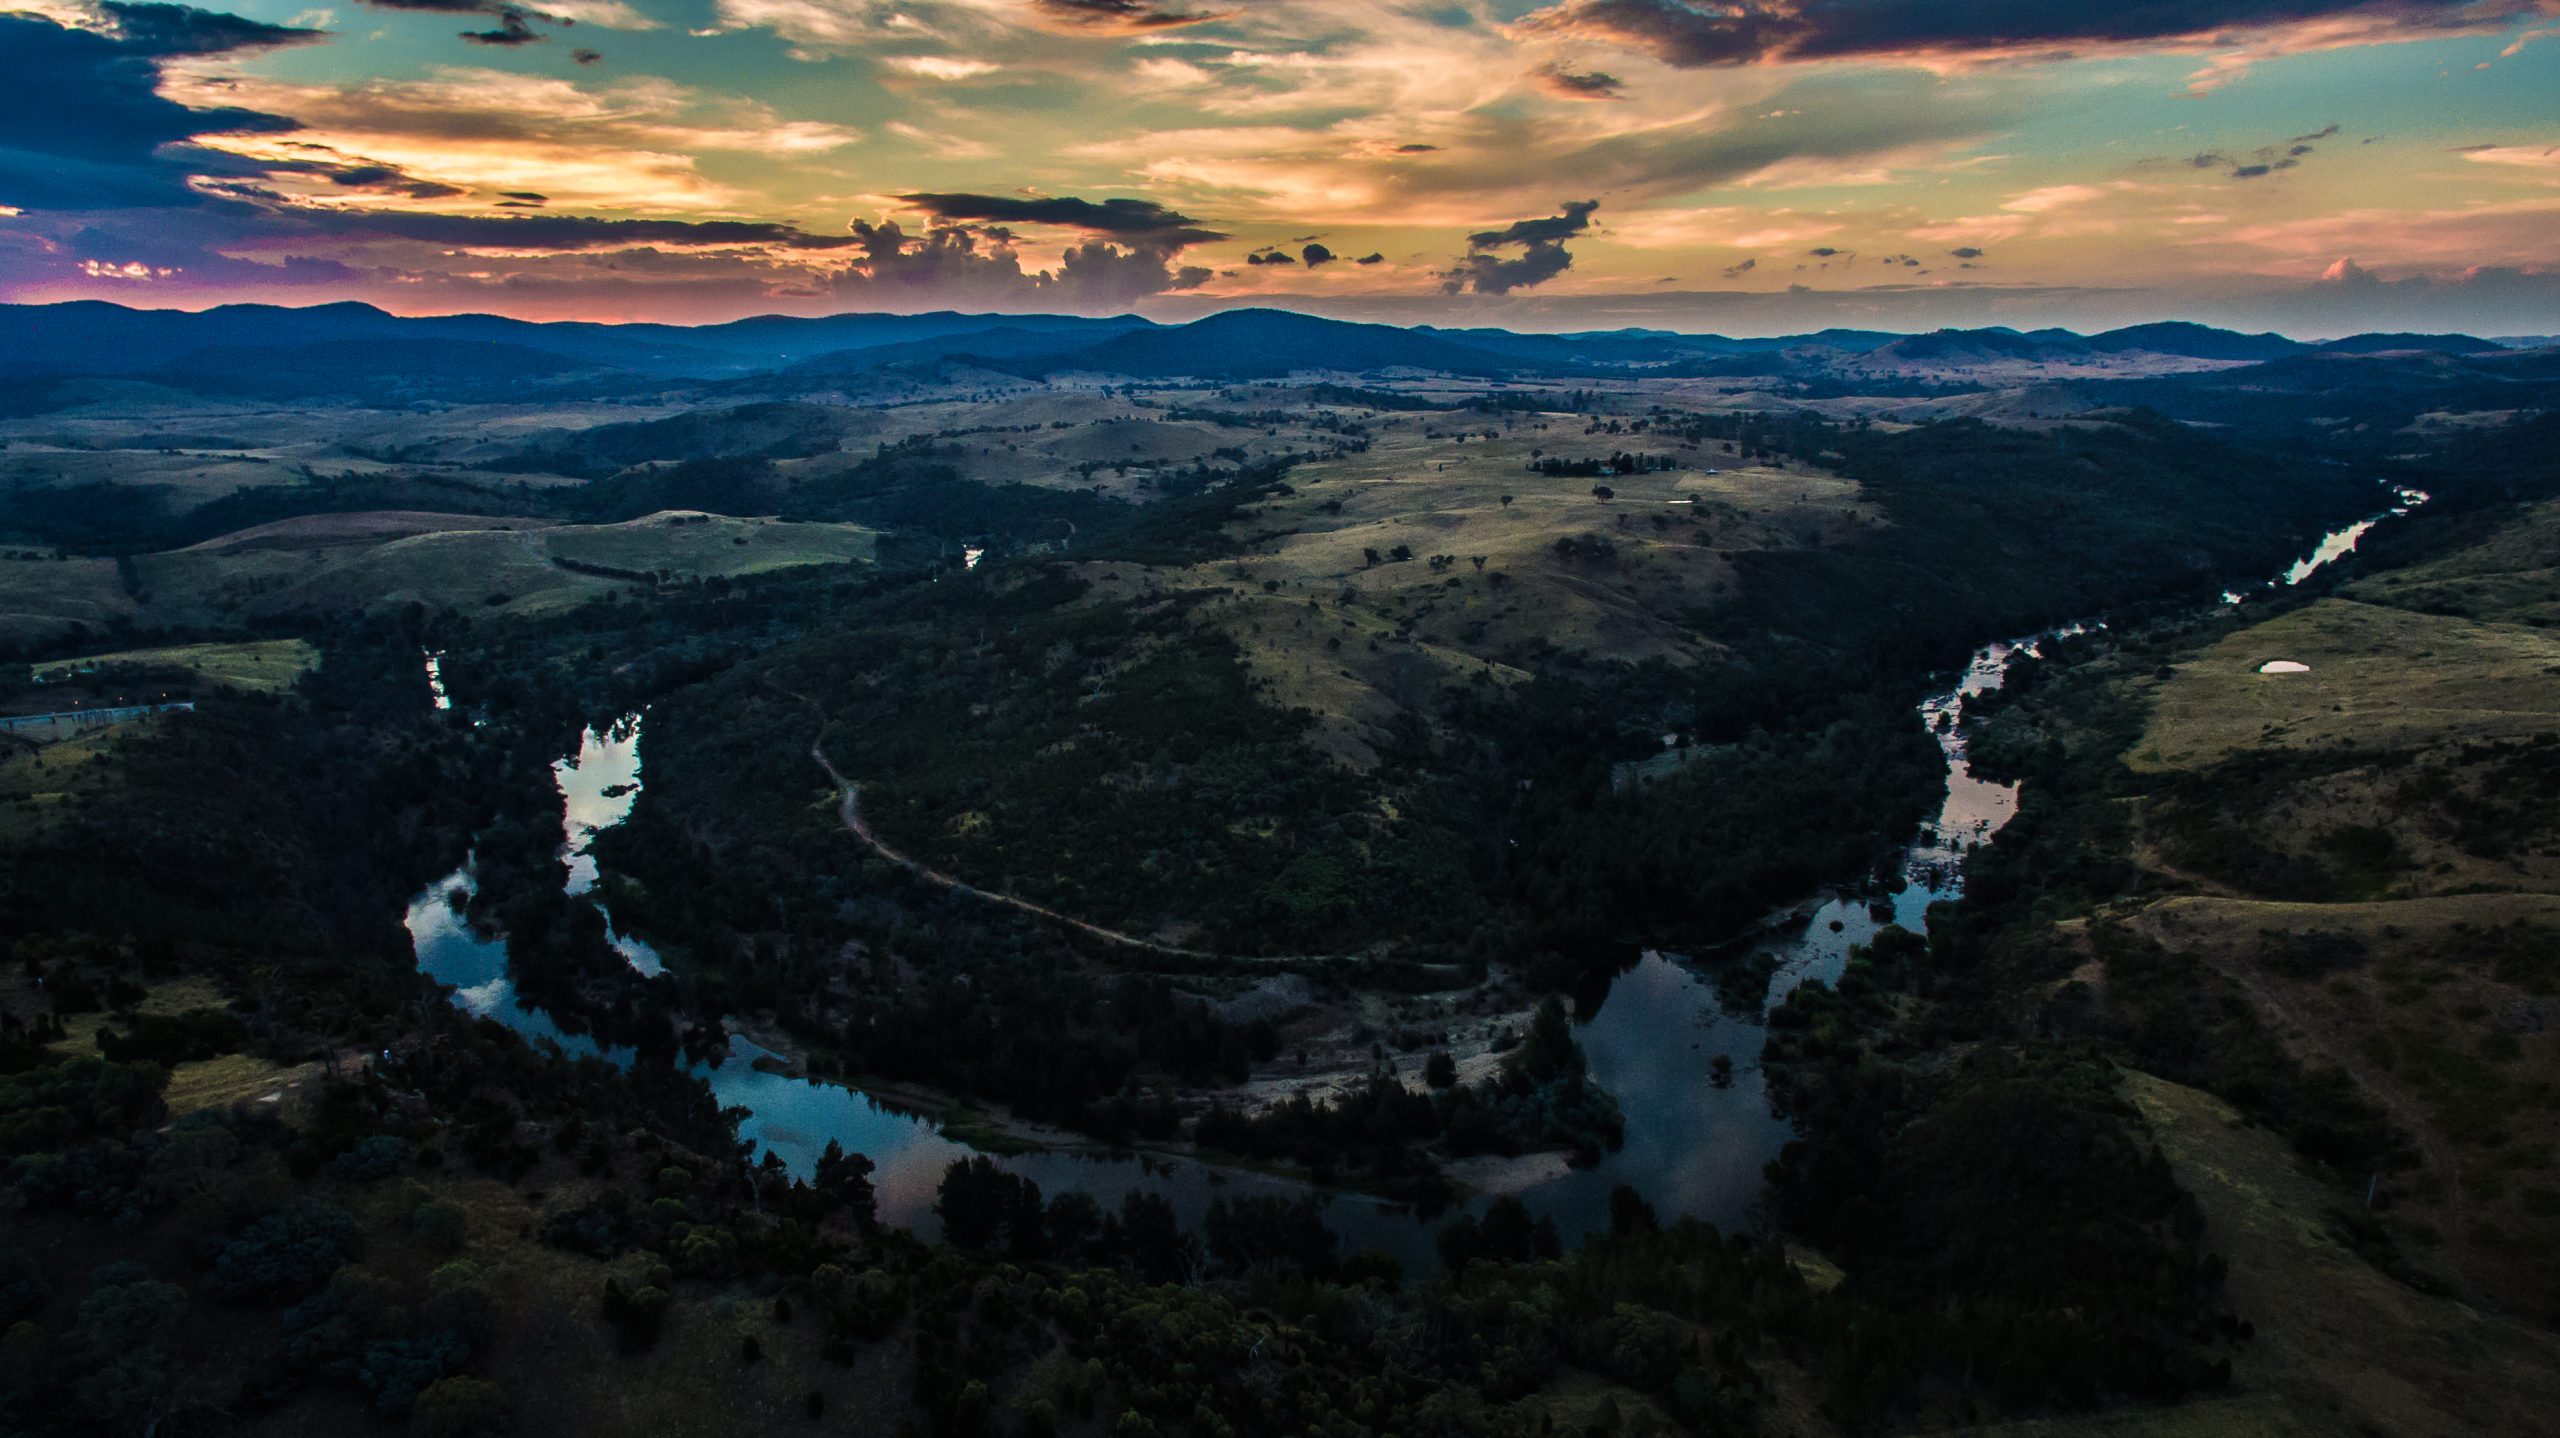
[[408, 480, 2424, 1266]]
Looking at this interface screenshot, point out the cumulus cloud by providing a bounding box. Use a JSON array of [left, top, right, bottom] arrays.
[[2265, 255, 2560, 334], [1302, 242, 1336, 265], [1443, 199, 1596, 295], [818, 192, 1228, 309], [1510, 0, 2546, 68], [836, 216, 1208, 308]]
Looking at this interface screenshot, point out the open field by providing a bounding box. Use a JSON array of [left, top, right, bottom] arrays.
[[0, 510, 877, 645], [2129, 598, 2560, 772], [770, 386, 1359, 502], [1, 393, 684, 470], [33, 638, 319, 693], [541, 511, 876, 577], [0, 551, 136, 645], [180, 511, 538, 553], [1162, 411, 1871, 763]]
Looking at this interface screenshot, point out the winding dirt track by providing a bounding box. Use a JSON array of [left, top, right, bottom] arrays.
[[800, 715, 1349, 967]]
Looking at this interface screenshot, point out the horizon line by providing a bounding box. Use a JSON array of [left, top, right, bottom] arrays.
[[3, 295, 2547, 348]]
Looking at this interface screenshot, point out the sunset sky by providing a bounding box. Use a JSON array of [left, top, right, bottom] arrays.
[[3, 0, 2556, 334]]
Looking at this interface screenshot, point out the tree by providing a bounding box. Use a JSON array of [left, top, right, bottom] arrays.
[[1608, 1184, 1659, 1236], [1506, 996, 1581, 1086], [412, 1376, 507, 1438], [1118, 1190, 1199, 1284], [1204, 1194, 1337, 1278], [1424, 1051, 1459, 1089], [935, 1157, 1015, 1251], [72, 1267, 187, 1434], [815, 1139, 878, 1227]]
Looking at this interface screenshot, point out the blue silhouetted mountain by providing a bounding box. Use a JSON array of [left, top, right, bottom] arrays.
[[2086, 322, 2307, 360], [2317, 332, 2505, 356], [1030, 308, 1528, 377]]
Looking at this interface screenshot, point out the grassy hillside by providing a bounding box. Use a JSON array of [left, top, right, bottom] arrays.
[[31, 639, 319, 694], [2130, 598, 2560, 772], [1965, 490, 2560, 1321], [0, 512, 877, 645]]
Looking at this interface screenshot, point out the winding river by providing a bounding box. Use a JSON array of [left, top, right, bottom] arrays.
[[408, 479, 2424, 1267]]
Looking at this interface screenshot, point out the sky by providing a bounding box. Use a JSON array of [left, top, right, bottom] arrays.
[[0, 0, 2555, 335]]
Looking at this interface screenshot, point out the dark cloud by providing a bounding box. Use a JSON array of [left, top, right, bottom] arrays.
[[1302, 243, 1336, 266], [101, 1, 324, 54], [253, 147, 469, 198], [1355, 252, 1385, 264], [1807, 246, 1843, 257], [1532, 62, 1626, 99], [1468, 198, 1600, 249], [338, 211, 864, 250], [1245, 249, 1297, 265], [897, 193, 1226, 248], [1032, 0, 1229, 31], [1949, 246, 1984, 259], [0, 7, 315, 211], [572, 46, 602, 63], [1721, 256, 1756, 277], [462, 7, 546, 45], [1513, 0, 2540, 68], [1394, 143, 1441, 154], [2189, 121, 2340, 179], [1444, 200, 1596, 295], [6, 183, 1213, 311], [359, 0, 572, 47]]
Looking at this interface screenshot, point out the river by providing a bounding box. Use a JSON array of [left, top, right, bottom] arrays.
[[407, 480, 2421, 1266]]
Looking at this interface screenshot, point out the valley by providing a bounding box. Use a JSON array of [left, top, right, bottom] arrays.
[[1, 302, 2554, 1438]]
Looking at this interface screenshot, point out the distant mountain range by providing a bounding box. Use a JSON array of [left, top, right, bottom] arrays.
[[0, 299, 2541, 391]]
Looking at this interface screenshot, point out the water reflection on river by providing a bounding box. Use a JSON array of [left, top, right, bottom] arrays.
[[554, 718, 663, 976]]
